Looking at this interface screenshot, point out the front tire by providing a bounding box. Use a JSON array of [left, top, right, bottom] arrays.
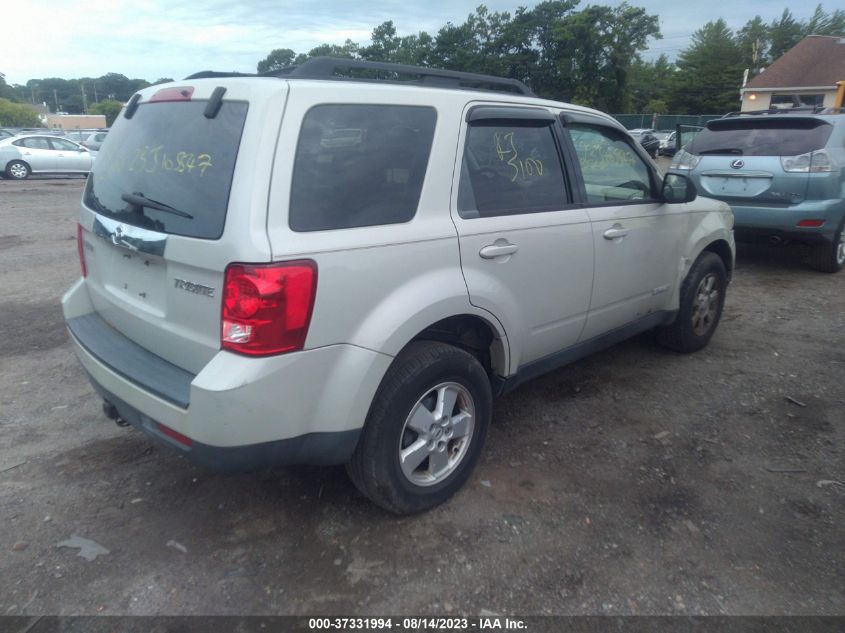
[[808, 219, 845, 273], [657, 252, 727, 353], [347, 341, 492, 514], [6, 160, 30, 180]]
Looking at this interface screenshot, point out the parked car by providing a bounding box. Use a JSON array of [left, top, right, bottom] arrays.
[[628, 128, 660, 158], [0, 134, 94, 179], [670, 109, 845, 272], [654, 130, 677, 156], [63, 58, 735, 514], [0, 129, 14, 140], [64, 129, 104, 144], [80, 130, 108, 151]]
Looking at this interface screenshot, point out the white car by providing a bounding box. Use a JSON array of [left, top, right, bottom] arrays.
[[0, 134, 94, 179], [62, 58, 735, 513]]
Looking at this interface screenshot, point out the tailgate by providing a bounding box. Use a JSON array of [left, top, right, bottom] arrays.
[[78, 79, 286, 374]]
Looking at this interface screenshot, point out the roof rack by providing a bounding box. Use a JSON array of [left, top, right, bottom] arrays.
[[722, 105, 831, 118], [186, 57, 534, 96]]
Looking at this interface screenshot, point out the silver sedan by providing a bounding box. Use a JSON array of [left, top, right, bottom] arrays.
[[0, 134, 94, 179]]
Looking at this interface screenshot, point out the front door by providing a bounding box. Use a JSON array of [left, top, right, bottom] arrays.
[[49, 137, 91, 172], [565, 122, 686, 340]]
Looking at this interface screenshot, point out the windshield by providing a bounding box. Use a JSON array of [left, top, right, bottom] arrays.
[[83, 100, 248, 239], [688, 118, 832, 157]]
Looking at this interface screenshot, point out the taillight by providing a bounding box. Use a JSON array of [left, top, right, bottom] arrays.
[[797, 219, 825, 228], [221, 261, 317, 356], [781, 149, 836, 173], [76, 223, 87, 278]]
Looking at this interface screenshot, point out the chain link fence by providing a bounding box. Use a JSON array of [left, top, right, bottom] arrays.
[[611, 114, 723, 130]]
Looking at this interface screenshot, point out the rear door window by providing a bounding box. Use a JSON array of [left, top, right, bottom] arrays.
[[83, 100, 248, 239], [289, 105, 436, 232], [689, 119, 833, 156], [458, 122, 569, 218], [19, 137, 51, 150]]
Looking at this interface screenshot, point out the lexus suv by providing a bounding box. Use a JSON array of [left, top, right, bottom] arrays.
[[670, 109, 845, 272], [62, 58, 735, 514]]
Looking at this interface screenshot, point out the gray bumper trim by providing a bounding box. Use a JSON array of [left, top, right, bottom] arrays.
[[67, 313, 194, 408]]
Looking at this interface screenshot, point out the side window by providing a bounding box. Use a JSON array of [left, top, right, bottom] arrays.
[[49, 138, 79, 151], [458, 123, 568, 218], [567, 124, 654, 203], [289, 104, 437, 232], [21, 137, 51, 150]]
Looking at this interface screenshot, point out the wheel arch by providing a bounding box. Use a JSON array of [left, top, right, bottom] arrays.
[[702, 238, 734, 281], [409, 313, 509, 385]]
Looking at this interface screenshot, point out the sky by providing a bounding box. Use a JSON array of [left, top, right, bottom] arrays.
[[2, 0, 833, 85]]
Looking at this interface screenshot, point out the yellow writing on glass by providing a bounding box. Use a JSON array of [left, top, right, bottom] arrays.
[[494, 132, 544, 182], [124, 145, 213, 176]]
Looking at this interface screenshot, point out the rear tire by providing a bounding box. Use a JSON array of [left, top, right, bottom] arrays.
[[5, 160, 30, 180], [346, 341, 492, 515], [657, 252, 727, 353], [807, 219, 845, 273]]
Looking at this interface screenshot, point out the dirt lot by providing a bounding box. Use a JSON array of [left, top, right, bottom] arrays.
[[1, 176, 843, 617]]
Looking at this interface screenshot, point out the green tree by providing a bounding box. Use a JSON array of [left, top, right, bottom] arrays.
[[768, 9, 803, 60], [735, 16, 769, 76], [804, 4, 845, 36], [257, 48, 297, 73], [628, 54, 674, 113], [643, 98, 668, 114], [360, 21, 401, 61], [89, 100, 123, 126], [0, 98, 40, 126], [668, 19, 744, 114]]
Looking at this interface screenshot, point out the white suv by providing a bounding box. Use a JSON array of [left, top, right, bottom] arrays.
[[62, 58, 735, 514]]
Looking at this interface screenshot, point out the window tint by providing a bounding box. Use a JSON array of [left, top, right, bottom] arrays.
[[290, 105, 436, 232], [83, 101, 248, 239], [689, 118, 833, 156], [50, 138, 79, 151], [568, 124, 654, 203], [458, 123, 568, 218], [21, 137, 51, 150]]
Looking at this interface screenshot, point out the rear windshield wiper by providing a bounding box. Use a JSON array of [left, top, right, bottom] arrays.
[[697, 148, 744, 155], [120, 192, 194, 219]]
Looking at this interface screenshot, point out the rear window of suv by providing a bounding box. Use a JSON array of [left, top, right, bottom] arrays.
[[688, 118, 833, 157], [289, 105, 436, 232], [83, 100, 248, 239]]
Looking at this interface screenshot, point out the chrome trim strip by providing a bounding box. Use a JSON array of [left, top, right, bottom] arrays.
[[93, 215, 167, 257], [701, 170, 773, 179]]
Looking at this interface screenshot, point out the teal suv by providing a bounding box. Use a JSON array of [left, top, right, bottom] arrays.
[[670, 110, 845, 272]]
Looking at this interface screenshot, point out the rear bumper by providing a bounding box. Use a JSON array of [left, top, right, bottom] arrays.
[[91, 381, 359, 471], [61, 279, 393, 468], [729, 198, 845, 244]]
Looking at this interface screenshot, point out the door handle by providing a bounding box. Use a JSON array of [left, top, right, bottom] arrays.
[[603, 225, 629, 240], [479, 242, 518, 259]]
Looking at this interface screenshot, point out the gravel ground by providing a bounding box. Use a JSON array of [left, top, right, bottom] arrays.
[[1, 176, 843, 616]]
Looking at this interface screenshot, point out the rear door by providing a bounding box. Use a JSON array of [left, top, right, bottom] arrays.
[[78, 80, 286, 373], [452, 104, 593, 370], [565, 120, 685, 339], [17, 137, 56, 171]]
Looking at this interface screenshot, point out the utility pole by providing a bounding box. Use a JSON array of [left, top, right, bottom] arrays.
[[93, 83, 98, 103], [53, 88, 59, 112], [81, 84, 88, 114]]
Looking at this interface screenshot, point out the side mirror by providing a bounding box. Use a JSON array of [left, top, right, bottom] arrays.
[[662, 173, 697, 204], [78, 147, 87, 152]]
